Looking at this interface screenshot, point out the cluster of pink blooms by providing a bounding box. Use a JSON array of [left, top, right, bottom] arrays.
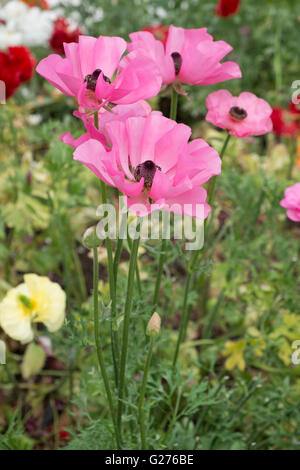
[[37, 25, 278, 219]]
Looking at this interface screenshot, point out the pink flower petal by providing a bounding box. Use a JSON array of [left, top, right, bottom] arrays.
[[93, 36, 127, 78], [36, 54, 74, 96], [149, 170, 171, 200], [74, 139, 114, 185]]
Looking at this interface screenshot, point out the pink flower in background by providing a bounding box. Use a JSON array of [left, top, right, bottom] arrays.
[[61, 100, 152, 150], [36, 35, 162, 109], [280, 183, 300, 222], [74, 113, 221, 217], [128, 25, 241, 89], [206, 90, 273, 138]]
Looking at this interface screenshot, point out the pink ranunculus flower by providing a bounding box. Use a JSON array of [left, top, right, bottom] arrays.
[[61, 100, 152, 150], [280, 183, 300, 222], [74, 113, 222, 217], [206, 90, 273, 138], [36, 35, 162, 110], [127, 25, 241, 90]]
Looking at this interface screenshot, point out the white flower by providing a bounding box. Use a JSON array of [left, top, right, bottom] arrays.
[[1, 1, 57, 48], [0, 25, 22, 48], [0, 274, 66, 343], [1, 1, 29, 19]]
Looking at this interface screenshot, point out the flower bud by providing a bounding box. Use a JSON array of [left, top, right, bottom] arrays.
[[82, 226, 102, 249], [146, 312, 161, 337]]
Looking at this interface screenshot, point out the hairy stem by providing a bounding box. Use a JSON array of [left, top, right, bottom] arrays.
[[153, 88, 178, 307], [100, 180, 120, 389], [138, 337, 154, 450], [117, 220, 141, 438], [172, 134, 231, 368], [93, 246, 121, 449]]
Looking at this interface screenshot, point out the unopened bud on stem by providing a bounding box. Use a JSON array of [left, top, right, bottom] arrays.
[[82, 226, 102, 249], [146, 312, 161, 337]]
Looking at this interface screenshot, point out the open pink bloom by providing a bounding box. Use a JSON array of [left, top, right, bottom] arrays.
[[74, 113, 221, 217], [61, 100, 152, 150], [36, 35, 162, 109], [206, 90, 273, 138], [128, 24, 241, 87], [280, 183, 300, 222]]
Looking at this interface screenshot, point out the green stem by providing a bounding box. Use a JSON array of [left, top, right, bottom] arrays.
[[113, 237, 123, 285], [152, 238, 167, 307], [170, 87, 178, 121], [207, 134, 231, 208], [172, 133, 231, 369], [127, 228, 142, 295], [202, 288, 225, 339], [152, 88, 178, 308], [100, 180, 120, 389], [135, 259, 142, 296], [57, 214, 74, 328], [92, 246, 121, 449], [138, 337, 154, 450], [117, 221, 141, 438], [113, 209, 128, 286], [95, 113, 119, 386], [71, 236, 87, 303], [172, 269, 191, 369]]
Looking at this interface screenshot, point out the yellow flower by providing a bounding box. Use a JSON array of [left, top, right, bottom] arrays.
[[0, 274, 66, 343], [222, 340, 246, 371]]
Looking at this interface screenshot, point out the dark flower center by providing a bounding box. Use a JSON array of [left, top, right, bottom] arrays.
[[171, 52, 182, 76], [133, 160, 161, 189], [84, 69, 111, 91], [229, 106, 248, 121]]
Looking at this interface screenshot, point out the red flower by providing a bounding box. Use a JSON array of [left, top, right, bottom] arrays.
[[290, 98, 300, 116], [49, 17, 82, 55], [215, 0, 240, 17], [0, 46, 36, 99], [142, 24, 169, 45], [59, 428, 70, 440], [20, 0, 49, 9], [271, 106, 299, 138]]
